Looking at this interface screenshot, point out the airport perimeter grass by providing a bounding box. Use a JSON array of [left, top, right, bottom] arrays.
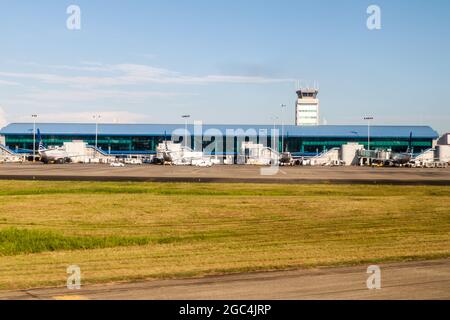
[[0, 180, 449, 290]]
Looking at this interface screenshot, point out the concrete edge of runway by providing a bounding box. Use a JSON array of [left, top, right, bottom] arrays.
[[0, 174, 450, 185], [1, 258, 449, 300]]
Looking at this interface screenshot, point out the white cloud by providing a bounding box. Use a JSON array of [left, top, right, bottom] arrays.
[[16, 111, 152, 124], [0, 63, 295, 88], [21, 89, 189, 103], [0, 79, 19, 86], [0, 61, 295, 126], [0, 106, 7, 128]]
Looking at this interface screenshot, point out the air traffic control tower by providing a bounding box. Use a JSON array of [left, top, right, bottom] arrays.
[[295, 88, 320, 126]]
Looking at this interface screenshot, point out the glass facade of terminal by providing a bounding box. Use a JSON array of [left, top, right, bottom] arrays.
[[4, 133, 434, 155]]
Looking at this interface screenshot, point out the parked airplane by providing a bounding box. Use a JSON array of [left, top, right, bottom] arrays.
[[389, 151, 412, 166], [386, 132, 414, 166], [156, 141, 214, 166], [37, 129, 71, 164]]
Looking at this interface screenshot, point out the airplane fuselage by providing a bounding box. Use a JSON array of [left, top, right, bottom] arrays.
[[39, 148, 70, 163]]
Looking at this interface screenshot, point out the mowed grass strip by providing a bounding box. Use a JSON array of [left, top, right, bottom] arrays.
[[0, 180, 449, 290], [0, 228, 213, 256]]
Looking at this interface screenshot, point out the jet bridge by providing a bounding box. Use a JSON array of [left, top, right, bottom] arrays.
[[0, 144, 14, 156], [0, 144, 26, 163], [238, 142, 280, 166], [304, 148, 341, 166]]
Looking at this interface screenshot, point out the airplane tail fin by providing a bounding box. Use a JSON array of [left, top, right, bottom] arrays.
[[164, 131, 169, 150], [407, 131, 413, 153], [37, 129, 46, 151]]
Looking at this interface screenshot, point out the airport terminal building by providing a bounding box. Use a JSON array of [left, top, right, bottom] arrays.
[[0, 123, 439, 156]]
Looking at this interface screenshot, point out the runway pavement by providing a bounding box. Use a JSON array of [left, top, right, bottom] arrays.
[[1, 259, 449, 300], [0, 163, 450, 185]]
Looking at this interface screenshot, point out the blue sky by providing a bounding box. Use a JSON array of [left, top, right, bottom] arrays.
[[0, 0, 449, 133]]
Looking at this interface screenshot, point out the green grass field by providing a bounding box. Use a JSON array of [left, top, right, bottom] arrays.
[[0, 180, 449, 290]]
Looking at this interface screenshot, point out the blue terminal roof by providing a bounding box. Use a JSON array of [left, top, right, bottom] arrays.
[[0, 123, 439, 139]]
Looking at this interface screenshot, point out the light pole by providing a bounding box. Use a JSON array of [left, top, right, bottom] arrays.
[[32, 114, 38, 162], [364, 116, 374, 150], [280, 104, 286, 153], [182, 115, 190, 149], [93, 115, 101, 158], [271, 115, 279, 152]]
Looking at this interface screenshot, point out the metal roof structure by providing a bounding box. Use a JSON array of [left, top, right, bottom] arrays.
[[0, 123, 439, 139]]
